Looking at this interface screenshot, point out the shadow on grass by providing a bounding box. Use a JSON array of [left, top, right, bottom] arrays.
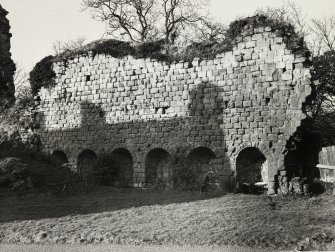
[[0, 82, 229, 223], [0, 185, 224, 223]]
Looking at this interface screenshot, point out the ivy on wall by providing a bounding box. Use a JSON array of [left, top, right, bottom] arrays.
[[226, 15, 310, 57], [29, 56, 56, 96]]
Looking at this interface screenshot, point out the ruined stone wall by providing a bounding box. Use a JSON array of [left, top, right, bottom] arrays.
[[35, 26, 311, 193], [0, 4, 15, 104], [0, 5, 32, 147]]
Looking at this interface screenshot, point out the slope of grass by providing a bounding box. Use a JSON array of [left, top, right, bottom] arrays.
[[0, 187, 334, 250]]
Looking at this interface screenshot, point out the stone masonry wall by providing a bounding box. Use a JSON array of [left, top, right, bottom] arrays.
[[34, 26, 312, 193], [0, 4, 15, 104]]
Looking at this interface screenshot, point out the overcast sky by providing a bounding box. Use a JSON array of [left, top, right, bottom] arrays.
[[1, 0, 335, 72]]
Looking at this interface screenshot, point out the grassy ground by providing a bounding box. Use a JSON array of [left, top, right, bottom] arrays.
[[0, 186, 335, 251], [0, 244, 271, 252]]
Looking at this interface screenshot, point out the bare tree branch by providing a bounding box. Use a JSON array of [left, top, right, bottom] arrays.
[[255, 0, 309, 37], [81, 0, 209, 44], [13, 61, 29, 92], [161, 0, 208, 44], [81, 0, 159, 42], [52, 37, 87, 55], [311, 16, 335, 53]]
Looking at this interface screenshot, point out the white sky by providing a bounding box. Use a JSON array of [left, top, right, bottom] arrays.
[[1, 0, 335, 72]]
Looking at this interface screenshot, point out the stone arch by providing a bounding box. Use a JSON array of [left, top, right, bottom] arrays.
[[236, 147, 267, 184], [110, 148, 133, 187], [50, 150, 68, 166], [185, 144, 222, 160], [77, 149, 97, 184], [233, 143, 271, 170], [187, 147, 217, 184], [145, 148, 172, 185], [235, 142, 271, 160], [142, 145, 174, 163]]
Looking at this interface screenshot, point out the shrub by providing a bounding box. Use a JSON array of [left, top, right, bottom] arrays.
[[16, 86, 34, 109], [135, 39, 168, 61], [172, 157, 198, 190], [94, 154, 120, 186], [299, 178, 326, 196], [221, 176, 236, 193], [89, 39, 135, 58], [319, 180, 334, 195], [55, 39, 167, 61]]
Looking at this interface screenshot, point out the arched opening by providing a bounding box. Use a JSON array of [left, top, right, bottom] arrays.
[[298, 135, 322, 178], [145, 148, 171, 185], [187, 147, 217, 185], [77, 149, 97, 184], [236, 147, 267, 184], [284, 150, 303, 180], [110, 148, 133, 187], [51, 150, 68, 166]]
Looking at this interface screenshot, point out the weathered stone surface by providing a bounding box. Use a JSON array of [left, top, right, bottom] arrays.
[[34, 26, 312, 192], [0, 4, 15, 105]]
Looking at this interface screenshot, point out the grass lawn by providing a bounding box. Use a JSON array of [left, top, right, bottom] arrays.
[[0, 244, 269, 252], [0, 186, 334, 251]]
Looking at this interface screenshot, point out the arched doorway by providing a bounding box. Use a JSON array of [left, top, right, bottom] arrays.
[[77, 149, 97, 184], [110, 148, 133, 187], [236, 147, 267, 184], [51, 150, 68, 166], [145, 148, 171, 185], [284, 150, 303, 179], [187, 147, 217, 185]]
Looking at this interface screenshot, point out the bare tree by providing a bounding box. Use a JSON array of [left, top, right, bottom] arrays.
[[13, 61, 29, 93], [16, 86, 33, 108], [52, 40, 63, 56], [81, 0, 209, 44], [256, 1, 309, 37], [196, 17, 226, 42], [52, 36, 87, 55], [311, 16, 335, 54], [175, 16, 226, 45], [161, 0, 208, 44], [11, 61, 32, 107], [81, 0, 159, 42]]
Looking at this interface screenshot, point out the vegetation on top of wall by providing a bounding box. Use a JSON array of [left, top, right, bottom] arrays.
[[55, 39, 169, 62], [29, 15, 310, 94], [57, 39, 135, 60], [29, 55, 56, 96], [53, 15, 309, 63], [71, 15, 309, 61], [175, 15, 310, 63], [225, 15, 309, 57]]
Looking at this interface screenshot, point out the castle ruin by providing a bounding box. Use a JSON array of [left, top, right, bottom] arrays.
[[33, 21, 312, 194]]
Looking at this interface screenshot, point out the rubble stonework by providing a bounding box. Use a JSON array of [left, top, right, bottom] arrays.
[[0, 4, 15, 104], [34, 25, 312, 193]]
